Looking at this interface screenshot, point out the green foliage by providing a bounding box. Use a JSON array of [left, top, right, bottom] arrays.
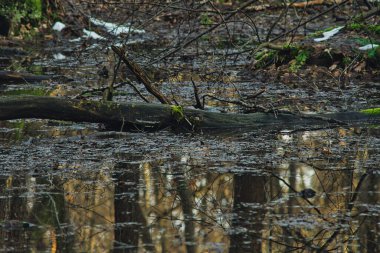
[[355, 37, 372, 45], [367, 48, 378, 59], [370, 25, 380, 34], [0, 0, 43, 34], [13, 119, 26, 141], [347, 23, 361, 31], [252, 44, 310, 71], [200, 34, 210, 41], [200, 13, 213, 25], [290, 50, 309, 72], [254, 50, 278, 68], [355, 38, 380, 59], [27, 0, 42, 20], [348, 22, 380, 59], [360, 108, 380, 115], [342, 56, 352, 66], [348, 23, 380, 35]]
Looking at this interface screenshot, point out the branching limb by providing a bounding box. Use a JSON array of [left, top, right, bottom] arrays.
[[111, 46, 172, 104], [74, 82, 127, 99], [123, 78, 150, 103], [149, 0, 260, 64]]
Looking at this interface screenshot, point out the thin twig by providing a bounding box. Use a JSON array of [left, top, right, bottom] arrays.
[[265, 2, 289, 42], [245, 88, 266, 100], [270, 0, 350, 42], [191, 78, 203, 109], [230, 0, 350, 56], [317, 172, 368, 252], [149, 0, 259, 64], [124, 78, 150, 103], [74, 82, 127, 99], [202, 94, 267, 111], [111, 46, 172, 104]]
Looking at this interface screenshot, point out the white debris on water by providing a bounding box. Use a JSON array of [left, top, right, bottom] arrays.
[[55, 18, 146, 43], [82, 29, 106, 40], [111, 39, 146, 47], [90, 17, 145, 35], [52, 21, 66, 32], [358, 44, 379, 50], [314, 26, 344, 42], [53, 53, 66, 60], [69, 37, 82, 42]]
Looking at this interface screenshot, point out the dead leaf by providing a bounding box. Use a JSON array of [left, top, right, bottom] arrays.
[[353, 61, 366, 72]]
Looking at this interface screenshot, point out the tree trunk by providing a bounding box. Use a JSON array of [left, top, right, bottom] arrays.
[[0, 96, 378, 132]]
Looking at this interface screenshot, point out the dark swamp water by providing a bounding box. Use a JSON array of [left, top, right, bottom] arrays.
[[1, 7, 380, 253], [1, 121, 380, 252]]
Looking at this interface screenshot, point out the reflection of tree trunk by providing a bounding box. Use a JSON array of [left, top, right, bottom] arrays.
[[229, 174, 267, 253], [359, 173, 379, 253], [0, 175, 29, 249], [174, 163, 196, 253], [266, 175, 282, 253], [284, 162, 297, 251], [0, 174, 74, 251], [366, 174, 379, 252], [113, 163, 149, 252], [34, 177, 71, 251], [0, 176, 28, 220]]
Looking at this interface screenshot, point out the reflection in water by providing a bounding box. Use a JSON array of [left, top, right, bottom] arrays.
[[0, 127, 379, 252], [229, 174, 267, 252], [113, 161, 153, 252], [63, 173, 114, 252]]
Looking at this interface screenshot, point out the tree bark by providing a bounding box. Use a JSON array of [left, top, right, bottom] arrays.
[[0, 96, 378, 132], [0, 71, 51, 84]]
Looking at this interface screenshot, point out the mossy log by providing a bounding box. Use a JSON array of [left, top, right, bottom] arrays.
[[0, 96, 379, 132], [0, 71, 51, 84]]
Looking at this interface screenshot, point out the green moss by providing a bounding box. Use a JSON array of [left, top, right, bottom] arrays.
[[342, 56, 352, 66], [347, 23, 363, 31], [252, 44, 311, 71], [14, 119, 26, 141], [355, 37, 380, 59], [348, 23, 380, 35], [200, 13, 213, 25], [1, 88, 50, 96], [367, 47, 378, 59], [254, 50, 278, 68], [360, 108, 380, 115], [368, 25, 380, 34], [171, 105, 184, 122], [289, 49, 309, 72]]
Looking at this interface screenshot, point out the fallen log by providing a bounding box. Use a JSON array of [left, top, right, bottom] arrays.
[[0, 71, 51, 84], [0, 96, 379, 132]]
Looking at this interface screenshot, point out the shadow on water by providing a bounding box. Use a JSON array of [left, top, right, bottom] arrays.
[[0, 125, 379, 252]]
